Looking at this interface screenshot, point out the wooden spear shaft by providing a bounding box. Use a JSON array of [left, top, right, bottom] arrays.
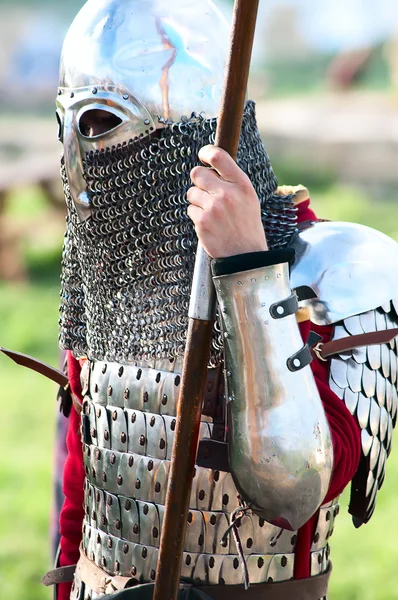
[[153, 2, 260, 599]]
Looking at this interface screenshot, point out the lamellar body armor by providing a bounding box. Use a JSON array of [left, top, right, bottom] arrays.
[[57, 1, 397, 599]]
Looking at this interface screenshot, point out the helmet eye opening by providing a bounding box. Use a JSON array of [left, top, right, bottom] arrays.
[[79, 109, 123, 138]]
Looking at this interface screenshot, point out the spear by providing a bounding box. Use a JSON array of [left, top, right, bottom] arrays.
[[153, 2, 260, 599]]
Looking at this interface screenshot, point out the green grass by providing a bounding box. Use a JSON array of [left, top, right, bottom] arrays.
[[1, 182, 398, 599]]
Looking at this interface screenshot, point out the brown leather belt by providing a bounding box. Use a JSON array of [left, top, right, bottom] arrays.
[[43, 550, 331, 600]]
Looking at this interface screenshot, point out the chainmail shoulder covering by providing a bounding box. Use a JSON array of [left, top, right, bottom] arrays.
[[59, 101, 297, 364]]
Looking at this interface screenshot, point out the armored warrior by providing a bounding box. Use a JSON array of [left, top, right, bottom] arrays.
[[44, 1, 398, 599]]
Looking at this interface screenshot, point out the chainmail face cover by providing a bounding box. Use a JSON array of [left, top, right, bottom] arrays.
[[59, 101, 297, 363]]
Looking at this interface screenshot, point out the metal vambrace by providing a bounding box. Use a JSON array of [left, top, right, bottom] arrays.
[[213, 261, 334, 531]]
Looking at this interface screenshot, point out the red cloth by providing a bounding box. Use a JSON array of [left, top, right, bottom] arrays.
[[57, 197, 361, 598]]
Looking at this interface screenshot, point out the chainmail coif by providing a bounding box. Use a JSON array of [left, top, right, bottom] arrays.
[[59, 101, 297, 364]]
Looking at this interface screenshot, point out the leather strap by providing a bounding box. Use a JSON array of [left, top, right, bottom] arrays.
[[199, 565, 331, 600], [0, 347, 69, 388], [51, 551, 331, 600], [42, 565, 77, 586], [313, 328, 398, 361]]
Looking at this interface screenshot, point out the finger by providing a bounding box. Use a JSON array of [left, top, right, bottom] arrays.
[[187, 203, 205, 226], [190, 165, 223, 193], [187, 186, 210, 210], [198, 145, 249, 186]]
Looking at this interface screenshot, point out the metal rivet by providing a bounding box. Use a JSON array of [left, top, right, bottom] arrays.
[[116, 520, 121, 530], [58, 89, 62, 96], [237, 281, 242, 286], [314, 533, 320, 544], [102, 364, 107, 374], [107, 386, 113, 396], [70, 92, 74, 98], [198, 490, 205, 501], [102, 472, 107, 482], [96, 534, 101, 544], [198, 534, 204, 546], [140, 435, 146, 446], [326, 511, 331, 521], [224, 332, 229, 339], [233, 558, 239, 569], [125, 500, 131, 511], [135, 479, 141, 489], [95, 448, 101, 460], [118, 366, 124, 377], [144, 119, 151, 125], [153, 527, 159, 538], [251, 278, 256, 283], [110, 453, 116, 465], [136, 369, 142, 380], [258, 557, 264, 568], [265, 276, 269, 281], [210, 515, 217, 526], [129, 455, 134, 467], [150, 570, 156, 581], [147, 460, 154, 471], [91, 428, 97, 439], [185, 555, 191, 566], [277, 273, 281, 278], [150, 416, 156, 427], [117, 475, 123, 485], [209, 557, 215, 568], [121, 432, 127, 443], [142, 547, 148, 559], [124, 388, 130, 400], [101, 514, 107, 526], [187, 512, 193, 523], [123, 93, 129, 100], [214, 470, 220, 482], [170, 419, 176, 431], [247, 538, 253, 549], [107, 496, 113, 507], [162, 394, 168, 405], [143, 391, 149, 403], [277, 306, 284, 315], [156, 372, 161, 383], [155, 482, 161, 493], [115, 561, 120, 571], [94, 384, 98, 393], [223, 494, 229, 505], [281, 556, 288, 567], [143, 504, 149, 515], [97, 407, 102, 418], [133, 524, 139, 534], [92, 87, 98, 95], [104, 430, 109, 441], [318, 554, 322, 565], [159, 438, 166, 450], [131, 566, 137, 576], [175, 375, 181, 386], [131, 412, 136, 423], [112, 410, 117, 421], [293, 359, 301, 368], [123, 543, 129, 554]]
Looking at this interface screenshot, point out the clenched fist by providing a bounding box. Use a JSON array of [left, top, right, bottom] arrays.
[[187, 145, 268, 259]]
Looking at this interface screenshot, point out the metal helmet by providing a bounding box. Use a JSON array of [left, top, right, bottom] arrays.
[[56, 0, 230, 221]]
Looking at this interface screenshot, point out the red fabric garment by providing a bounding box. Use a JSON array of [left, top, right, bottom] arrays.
[[56, 195, 361, 597], [58, 354, 85, 600]]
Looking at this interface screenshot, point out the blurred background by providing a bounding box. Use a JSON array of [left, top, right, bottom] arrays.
[[1, 0, 398, 599]]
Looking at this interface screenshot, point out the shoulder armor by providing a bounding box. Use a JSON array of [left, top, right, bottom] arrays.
[[328, 305, 398, 526], [290, 221, 398, 326]]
